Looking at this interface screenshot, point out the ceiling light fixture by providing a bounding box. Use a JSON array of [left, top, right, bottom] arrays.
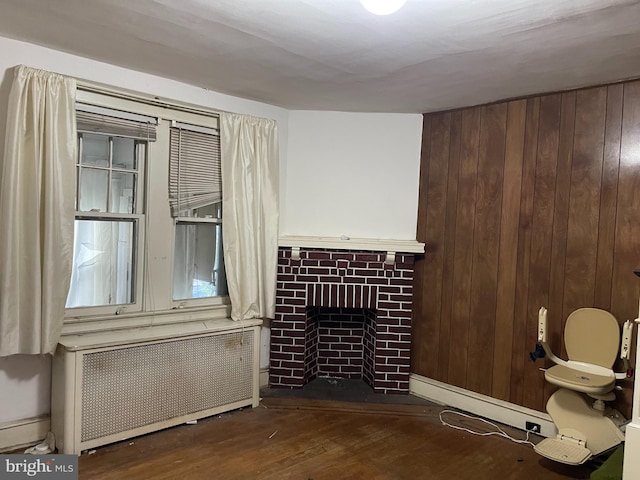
[[360, 0, 407, 16]]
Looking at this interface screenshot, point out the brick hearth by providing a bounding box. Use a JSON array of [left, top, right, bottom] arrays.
[[269, 248, 415, 394]]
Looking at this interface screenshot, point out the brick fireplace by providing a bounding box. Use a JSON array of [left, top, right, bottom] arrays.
[[269, 243, 419, 394]]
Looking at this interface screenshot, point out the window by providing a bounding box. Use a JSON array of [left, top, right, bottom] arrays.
[[169, 123, 227, 301], [66, 105, 152, 314], [66, 92, 226, 319], [173, 208, 227, 300]]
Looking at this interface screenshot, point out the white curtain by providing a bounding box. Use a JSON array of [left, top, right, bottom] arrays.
[[220, 113, 279, 321], [0, 65, 76, 356]]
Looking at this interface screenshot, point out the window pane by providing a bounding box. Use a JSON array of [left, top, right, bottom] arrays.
[[66, 219, 136, 308], [81, 133, 109, 167], [112, 137, 136, 170], [181, 203, 222, 220], [79, 168, 108, 212], [110, 171, 135, 213], [173, 222, 227, 300]]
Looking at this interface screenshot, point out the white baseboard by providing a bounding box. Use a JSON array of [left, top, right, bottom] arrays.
[[259, 368, 269, 388], [0, 416, 50, 452], [410, 373, 557, 438]]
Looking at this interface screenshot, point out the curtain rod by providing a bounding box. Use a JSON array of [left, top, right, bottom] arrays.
[[75, 78, 227, 119]]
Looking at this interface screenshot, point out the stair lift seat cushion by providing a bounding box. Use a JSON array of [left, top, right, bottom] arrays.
[[544, 308, 620, 395], [544, 364, 615, 395]]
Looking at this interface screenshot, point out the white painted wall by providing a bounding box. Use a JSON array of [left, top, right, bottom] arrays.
[[282, 110, 423, 240], [0, 355, 51, 424]]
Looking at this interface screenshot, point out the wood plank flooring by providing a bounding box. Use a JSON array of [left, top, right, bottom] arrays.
[[78, 397, 594, 479]]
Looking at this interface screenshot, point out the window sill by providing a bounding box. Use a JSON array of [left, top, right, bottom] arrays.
[[58, 315, 262, 352], [62, 301, 232, 337]]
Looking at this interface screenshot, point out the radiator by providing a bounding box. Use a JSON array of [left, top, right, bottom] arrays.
[[52, 324, 260, 455]]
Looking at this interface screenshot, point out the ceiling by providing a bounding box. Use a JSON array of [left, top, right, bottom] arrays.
[[0, 0, 639, 113]]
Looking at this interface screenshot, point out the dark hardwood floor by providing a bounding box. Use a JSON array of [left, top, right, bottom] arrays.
[[77, 395, 594, 479]]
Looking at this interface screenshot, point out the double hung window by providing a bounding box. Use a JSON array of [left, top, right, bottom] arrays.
[[169, 123, 227, 301], [65, 92, 226, 319], [66, 104, 151, 314]]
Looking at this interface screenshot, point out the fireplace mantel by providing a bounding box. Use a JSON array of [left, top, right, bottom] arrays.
[[279, 235, 425, 264]]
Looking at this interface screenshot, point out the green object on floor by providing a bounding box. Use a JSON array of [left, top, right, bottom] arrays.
[[590, 445, 624, 480]]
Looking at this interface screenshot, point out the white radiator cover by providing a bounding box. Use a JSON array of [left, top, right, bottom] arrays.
[[52, 321, 261, 455]]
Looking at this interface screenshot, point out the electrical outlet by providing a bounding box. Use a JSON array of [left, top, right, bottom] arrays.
[[525, 421, 541, 433]]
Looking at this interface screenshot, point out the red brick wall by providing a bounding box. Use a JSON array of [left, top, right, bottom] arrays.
[[270, 248, 415, 393], [316, 307, 367, 379], [304, 307, 319, 383]]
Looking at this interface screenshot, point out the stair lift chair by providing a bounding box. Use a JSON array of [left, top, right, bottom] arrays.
[[532, 307, 633, 465]]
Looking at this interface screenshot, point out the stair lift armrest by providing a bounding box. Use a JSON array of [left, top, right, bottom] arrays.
[[538, 307, 548, 343], [615, 369, 629, 380], [614, 358, 632, 379], [539, 341, 569, 367], [537, 306, 569, 366], [614, 320, 635, 379], [605, 320, 635, 379], [620, 320, 633, 361]]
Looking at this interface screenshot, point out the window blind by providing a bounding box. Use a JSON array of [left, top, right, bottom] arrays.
[[76, 103, 157, 141], [169, 122, 221, 217]]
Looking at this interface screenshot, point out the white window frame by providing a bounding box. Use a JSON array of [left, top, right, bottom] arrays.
[[172, 216, 225, 308], [64, 88, 229, 327], [67, 124, 148, 317]]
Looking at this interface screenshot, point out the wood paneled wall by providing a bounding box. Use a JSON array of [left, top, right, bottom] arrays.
[[412, 80, 640, 415]]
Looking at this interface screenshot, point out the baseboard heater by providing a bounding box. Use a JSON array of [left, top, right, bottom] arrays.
[[52, 320, 261, 455]]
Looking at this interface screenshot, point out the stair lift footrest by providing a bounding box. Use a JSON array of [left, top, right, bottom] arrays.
[[534, 437, 592, 465]]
